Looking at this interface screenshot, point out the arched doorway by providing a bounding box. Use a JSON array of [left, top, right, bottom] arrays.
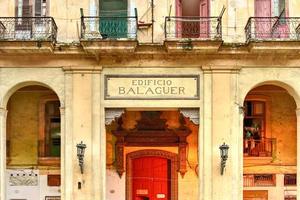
[[242, 84, 297, 200], [5, 85, 61, 200]]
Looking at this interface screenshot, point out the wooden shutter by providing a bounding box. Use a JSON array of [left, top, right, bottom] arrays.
[[175, 0, 182, 38], [199, 0, 209, 17], [35, 0, 42, 16], [255, 0, 271, 17], [22, 0, 32, 17], [199, 0, 209, 38]]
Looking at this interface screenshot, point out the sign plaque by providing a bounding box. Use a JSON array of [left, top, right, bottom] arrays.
[[105, 75, 199, 100]]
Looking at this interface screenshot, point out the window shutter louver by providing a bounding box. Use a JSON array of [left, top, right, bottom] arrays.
[[35, 0, 42, 17], [22, 0, 32, 17]]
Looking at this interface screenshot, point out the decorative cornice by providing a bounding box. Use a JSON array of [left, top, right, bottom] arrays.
[[63, 66, 103, 74], [202, 65, 241, 74]]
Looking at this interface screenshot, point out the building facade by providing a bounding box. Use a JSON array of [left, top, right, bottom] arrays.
[[0, 0, 300, 200]]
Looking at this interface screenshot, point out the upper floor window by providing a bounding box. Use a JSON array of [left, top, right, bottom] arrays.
[[244, 100, 266, 140], [255, 0, 288, 17], [274, 0, 286, 17], [38, 96, 60, 166], [15, 0, 49, 17], [176, 0, 210, 38]]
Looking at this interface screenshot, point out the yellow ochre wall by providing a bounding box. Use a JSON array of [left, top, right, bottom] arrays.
[[6, 89, 56, 166]]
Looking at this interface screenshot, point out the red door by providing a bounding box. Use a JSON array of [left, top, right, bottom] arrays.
[[132, 157, 170, 200], [255, 0, 271, 38], [199, 0, 209, 38]]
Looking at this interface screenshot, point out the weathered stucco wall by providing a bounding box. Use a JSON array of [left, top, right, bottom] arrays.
[[7, 91, 41, 165], [7, 89, 56, 166]]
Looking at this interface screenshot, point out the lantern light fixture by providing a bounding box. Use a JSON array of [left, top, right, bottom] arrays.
[[219, 142, 229, 175], [76, 141, 87, 174]]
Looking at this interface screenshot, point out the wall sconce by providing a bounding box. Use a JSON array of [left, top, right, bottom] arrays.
[[76, 141, 86, 174], [219, 142, 229, 175]]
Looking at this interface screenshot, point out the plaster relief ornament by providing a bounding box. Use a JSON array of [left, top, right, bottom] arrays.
[[9, 171, 39, 186]]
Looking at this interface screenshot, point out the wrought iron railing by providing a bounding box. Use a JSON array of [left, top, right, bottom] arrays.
[[243, 137, 276, 157], [244, 174, 276, 187], [0, 17, 57, 42], [245, 17, 300, 42], [81, 16, 138, 40], [164, 16, 222, 40]]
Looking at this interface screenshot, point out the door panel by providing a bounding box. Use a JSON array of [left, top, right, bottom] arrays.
[[132, 157, 170, 200], [199, 0, 209, 38], [255, 0, 271, 38], [176, 0, 182, 38]]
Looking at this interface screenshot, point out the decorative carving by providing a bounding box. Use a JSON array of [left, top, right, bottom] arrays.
[[105, 108, 125, 125], [115, 142, 125, 177], [8, 170, 39, 186], [178, 143, 188, 178], [112, 111, 191, 178], [135, 111, 167, 130], [179, 108, 199, 125]]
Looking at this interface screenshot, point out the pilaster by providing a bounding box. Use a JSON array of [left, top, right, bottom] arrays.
[[0, 107, 7, 200], [295, 108, 300, 200], [202, 66, 241, 200]]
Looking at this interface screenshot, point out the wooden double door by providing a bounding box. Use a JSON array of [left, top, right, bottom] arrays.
[[132, 156, 171, 200]]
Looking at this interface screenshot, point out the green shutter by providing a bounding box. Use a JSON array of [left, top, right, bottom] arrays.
[[99, 0, 128, 38]]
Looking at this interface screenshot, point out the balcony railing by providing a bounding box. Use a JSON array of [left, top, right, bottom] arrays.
[[244, 174, 276, 187], [164, 16, 222, 40], [0, 17, 57, 42], [245, 17, 300, 42], [243, 137, 276, 157], [80, 16, 138, 40]]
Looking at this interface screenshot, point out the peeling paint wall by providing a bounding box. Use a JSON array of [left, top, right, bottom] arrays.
[[6, 88, 56, 166]]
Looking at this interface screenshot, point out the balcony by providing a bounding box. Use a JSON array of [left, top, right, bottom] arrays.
[[0, 17, 57, 53], [164, 15, 223, 53], [165, 16, 222, 40], [80, 15, 138, 54], [245, 17, 300, 52], [243, 137, 275, 157]]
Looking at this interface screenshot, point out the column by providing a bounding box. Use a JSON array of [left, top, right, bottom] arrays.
[[72, 71, 93, 200], [0, 107, 7, 200], [64, 72, 74, 200], [92, 70, 101, 200], [296, 108, 300, 199], [201, 69, 213, 200], [99, 71, 106, 200], [60, 106, 66, 200], [208, 67, 241, 200]]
